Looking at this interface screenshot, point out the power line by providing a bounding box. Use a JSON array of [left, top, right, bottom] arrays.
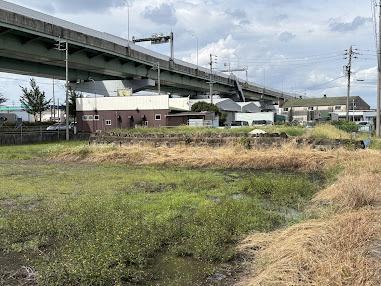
[[221, 54, 344, 64], [305, 76, 346, 90]]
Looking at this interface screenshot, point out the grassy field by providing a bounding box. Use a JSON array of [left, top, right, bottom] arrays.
[[0, 143, 325, 286]]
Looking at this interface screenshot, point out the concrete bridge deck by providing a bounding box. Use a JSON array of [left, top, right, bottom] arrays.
[[0, 0, 296, 101]]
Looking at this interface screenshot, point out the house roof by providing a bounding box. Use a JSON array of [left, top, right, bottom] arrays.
[[236, 102, 261, 113], [166, 111, 214, 117], [190, 98, 241, 112], [283, 96, 363, 108]]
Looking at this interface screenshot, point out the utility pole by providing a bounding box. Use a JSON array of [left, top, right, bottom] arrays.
[[190, 32, 199, 69], [170, 32, 174, 62], [377, 0, 381, 136], [353, 98, 356, 122], [55, 38, 70, 141], [52, 77, 56, 121], [152, 62, 160, 95], [127, 5, 130, 48], [344, 46, 359, 121], [65, 41, 69, 141], [196, 36, 199, 68], [209, 54, 217, 104], [133, 33, 174, 61]]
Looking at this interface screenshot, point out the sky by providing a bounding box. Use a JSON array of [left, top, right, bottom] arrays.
[[0, 0, 379, 107]]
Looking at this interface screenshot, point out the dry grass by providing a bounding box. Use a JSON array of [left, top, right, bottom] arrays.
[[237, 210, 381, 286], [51, 143, 348, 172], [236, 150, 381, 286], [314, 173, 381, 211], [309, 124, 352, 140]]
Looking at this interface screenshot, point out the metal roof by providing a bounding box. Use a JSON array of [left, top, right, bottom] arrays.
[[166, 112, 213, 117]]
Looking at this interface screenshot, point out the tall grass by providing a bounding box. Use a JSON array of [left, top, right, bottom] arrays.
[[309, 124, 351, 140], [237, 148, 381, 286]]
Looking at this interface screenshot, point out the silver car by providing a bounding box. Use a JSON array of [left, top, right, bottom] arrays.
[[46, 123, 74, 131]]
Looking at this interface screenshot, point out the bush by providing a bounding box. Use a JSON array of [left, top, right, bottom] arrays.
[[331, 121, 358, 133]]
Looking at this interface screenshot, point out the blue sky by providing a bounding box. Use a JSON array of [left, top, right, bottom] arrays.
[[0, 0, 379, 107]]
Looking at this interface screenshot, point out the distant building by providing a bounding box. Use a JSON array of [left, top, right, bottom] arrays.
[[279, 95, 371, 122], [166, 112, 218, 127], [76, 95, 170, 132]]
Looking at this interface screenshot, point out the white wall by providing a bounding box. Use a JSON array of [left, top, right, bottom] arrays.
[[77, 95, 170, 112], [235, 112, 275, 124], [169, 97, 191, 111]]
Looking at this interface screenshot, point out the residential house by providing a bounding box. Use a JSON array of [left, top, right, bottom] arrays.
[[279, 95, 370, 123]]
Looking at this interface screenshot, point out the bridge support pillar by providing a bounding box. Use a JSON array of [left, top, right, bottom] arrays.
[[70, 79, 155, 97]]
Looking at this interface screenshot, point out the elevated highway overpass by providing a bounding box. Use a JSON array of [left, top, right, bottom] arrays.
[[0, 0, 297, 102]]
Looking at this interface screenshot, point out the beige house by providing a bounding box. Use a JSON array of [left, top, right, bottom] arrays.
[[279, 95, 370, 122]]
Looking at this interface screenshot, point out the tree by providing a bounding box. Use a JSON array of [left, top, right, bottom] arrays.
[[191, 102, 219, 114], [0, 93, 6, 105], [191, 101, 227, 125], [20, 79, 51, 122], [68, 90, 79, 121]]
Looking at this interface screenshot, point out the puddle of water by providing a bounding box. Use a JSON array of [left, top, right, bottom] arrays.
[[149, 254, 215, 286]]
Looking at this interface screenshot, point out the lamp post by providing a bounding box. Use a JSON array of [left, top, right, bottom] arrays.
[[152, 62, 160, 95], [55, 38, 69, 141], [191, 33, 199, 69]]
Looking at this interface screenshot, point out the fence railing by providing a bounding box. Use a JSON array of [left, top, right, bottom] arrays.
[[0, 126, 90, 145]]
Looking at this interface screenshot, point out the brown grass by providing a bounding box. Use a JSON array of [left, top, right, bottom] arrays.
[[52, 143, 349, 172], [236, 151, 381, 286], [238, 210, 381, 286]]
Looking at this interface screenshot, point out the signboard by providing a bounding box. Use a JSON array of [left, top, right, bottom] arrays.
[[151, 37, 170, 45]]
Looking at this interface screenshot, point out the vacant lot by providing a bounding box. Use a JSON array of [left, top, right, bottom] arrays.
[[1, 142, 380, 286], [0, 142, 328, 286]]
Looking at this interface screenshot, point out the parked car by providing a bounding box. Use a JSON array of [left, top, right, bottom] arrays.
[[46, 122, 76, 131], [251, 120, 271, 126], [357, 121, 373, 133], [229, 121, 249, 128]]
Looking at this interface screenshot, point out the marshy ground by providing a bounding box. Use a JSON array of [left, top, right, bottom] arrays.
[[0, 141, 380, 285]]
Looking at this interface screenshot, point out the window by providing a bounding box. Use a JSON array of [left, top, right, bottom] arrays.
[[283, 108, 289, 112], [82, 115, 94, 121], [105, 120, 112, 126], [155, 114, 162, 121], [94, 115, 100, 121], [335, 106, 342, 110]]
